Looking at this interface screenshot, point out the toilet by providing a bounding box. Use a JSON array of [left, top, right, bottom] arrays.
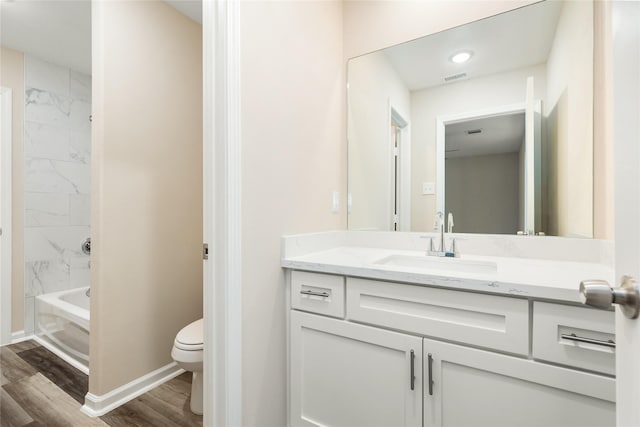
[[171, 318, 204, 415]]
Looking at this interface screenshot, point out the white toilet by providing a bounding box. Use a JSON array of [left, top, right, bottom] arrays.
[[171, 318, 204, 415]]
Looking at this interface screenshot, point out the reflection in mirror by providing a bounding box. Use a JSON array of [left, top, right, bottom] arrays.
[[347, 0, 594, 237], [445, 112, 526, 235]]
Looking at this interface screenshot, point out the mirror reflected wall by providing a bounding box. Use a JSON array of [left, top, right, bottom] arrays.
[[347, 0, 594, 237]]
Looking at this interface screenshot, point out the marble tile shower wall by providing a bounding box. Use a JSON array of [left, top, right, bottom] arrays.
[[23, 56, 91, 334]]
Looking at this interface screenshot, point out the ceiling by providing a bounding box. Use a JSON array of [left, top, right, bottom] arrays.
[[0, 0, 201, 75], [0, 0, 92, 74], [445, 113, 525, 159], [383, 1, 563, 91]]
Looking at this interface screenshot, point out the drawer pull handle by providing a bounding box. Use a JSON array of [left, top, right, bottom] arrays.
[[427, 353, 434, 395], [410, 350, 415, 391], [561, 333, 616, 348], [300, 289, 330, 298]]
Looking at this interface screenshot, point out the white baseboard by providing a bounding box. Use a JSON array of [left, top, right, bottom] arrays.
[[81, 362, 185, 417], [0, 331, 31, 347], [10, 331, 30, 343]]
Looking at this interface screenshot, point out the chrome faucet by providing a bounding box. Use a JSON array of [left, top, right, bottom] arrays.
[[427, 211, 456, 257]]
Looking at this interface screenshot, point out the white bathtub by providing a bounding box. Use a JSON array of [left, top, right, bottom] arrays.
[[35, 287, 90, 374]]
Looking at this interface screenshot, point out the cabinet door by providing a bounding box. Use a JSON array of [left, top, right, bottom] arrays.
[[290, 311, 422, 427], [423, 338, 615, 427]]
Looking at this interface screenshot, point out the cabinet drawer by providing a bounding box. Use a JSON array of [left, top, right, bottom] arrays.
[[347, 278, 529, 355], [533, 302, 615, 375], [291, 271, 345, 318]]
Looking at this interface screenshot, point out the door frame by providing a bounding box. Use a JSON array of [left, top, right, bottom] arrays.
[[435, 101, 541, 233], [612, 1, 640, 425], [0, 87, 13, 345], [388, 104, 410, 231], [0, 86, 12, 345], [203, 0, 243, 425]]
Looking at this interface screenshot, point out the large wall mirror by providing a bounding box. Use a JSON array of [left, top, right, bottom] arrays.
[[347, 0, 594, 238]]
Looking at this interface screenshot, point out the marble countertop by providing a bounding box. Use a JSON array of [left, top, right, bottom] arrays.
[[282, 246, 614, 304]]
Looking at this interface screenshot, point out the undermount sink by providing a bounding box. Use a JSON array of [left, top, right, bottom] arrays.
[[373, 254, 498, 275]]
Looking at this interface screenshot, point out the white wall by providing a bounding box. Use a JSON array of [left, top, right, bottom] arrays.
[[23, 55, 91, 335], [240, 1, 344, 425], [543, 0, 593, 238], [348, 51, 410, 230], [593, 0, 613, 240], [410, 64, 547, 231], [445, 152, 520, 234], [90, 1, 202, 396]]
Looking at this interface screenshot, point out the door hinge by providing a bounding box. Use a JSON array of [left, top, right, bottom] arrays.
[[203, 243, 209, 260], [394, 147, 399, 156], [393, 214, 399, 224]]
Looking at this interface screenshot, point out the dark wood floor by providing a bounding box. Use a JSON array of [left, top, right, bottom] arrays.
[[0, 340, 202, 427]]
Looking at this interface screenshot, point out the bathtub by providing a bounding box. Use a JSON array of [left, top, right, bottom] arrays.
[[35, 287, 90, 374]]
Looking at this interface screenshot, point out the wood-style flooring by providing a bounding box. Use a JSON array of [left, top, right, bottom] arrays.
[[0, 340, 202, 427]]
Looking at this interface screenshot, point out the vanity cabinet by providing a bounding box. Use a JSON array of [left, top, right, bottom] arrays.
[[290, 310, 423, 427], [287, 271, 616, 427], [423, 338, 615, 427]]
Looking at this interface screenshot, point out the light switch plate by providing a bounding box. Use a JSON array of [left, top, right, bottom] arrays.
[[422, 182, 435, 195], [332, 191, 340, 213]]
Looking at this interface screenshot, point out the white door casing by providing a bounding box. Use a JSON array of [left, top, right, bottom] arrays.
[[612, 1, 640, 426], [203, 0, 243, 425], [389, 105, 410, 231], [524, 76, 543, 235], [0, 87, 12, 345]]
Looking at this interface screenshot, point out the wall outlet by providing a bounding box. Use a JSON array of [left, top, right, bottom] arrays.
[[422, 182, 435, 195], [332, 191, 340, 213]]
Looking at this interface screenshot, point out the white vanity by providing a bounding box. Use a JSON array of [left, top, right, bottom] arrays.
[[283, 232, 616, 427]]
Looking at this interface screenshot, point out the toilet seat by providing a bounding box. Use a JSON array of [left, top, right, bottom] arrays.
[[174, 318, 203, 351], [171, 318, 204, 415]]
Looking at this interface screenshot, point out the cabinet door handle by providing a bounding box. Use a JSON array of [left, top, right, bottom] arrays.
[[427, 353, 434, 396], [561, 333, 616, 348], [410, 350, 415, 390], [299, 289, 330, 298]]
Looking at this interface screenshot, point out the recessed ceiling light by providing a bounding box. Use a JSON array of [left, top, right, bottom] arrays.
[[450, 51, 473, 64]]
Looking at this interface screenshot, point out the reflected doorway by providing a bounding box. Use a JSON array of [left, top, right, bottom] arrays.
[[444, 112, 526, 234]]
